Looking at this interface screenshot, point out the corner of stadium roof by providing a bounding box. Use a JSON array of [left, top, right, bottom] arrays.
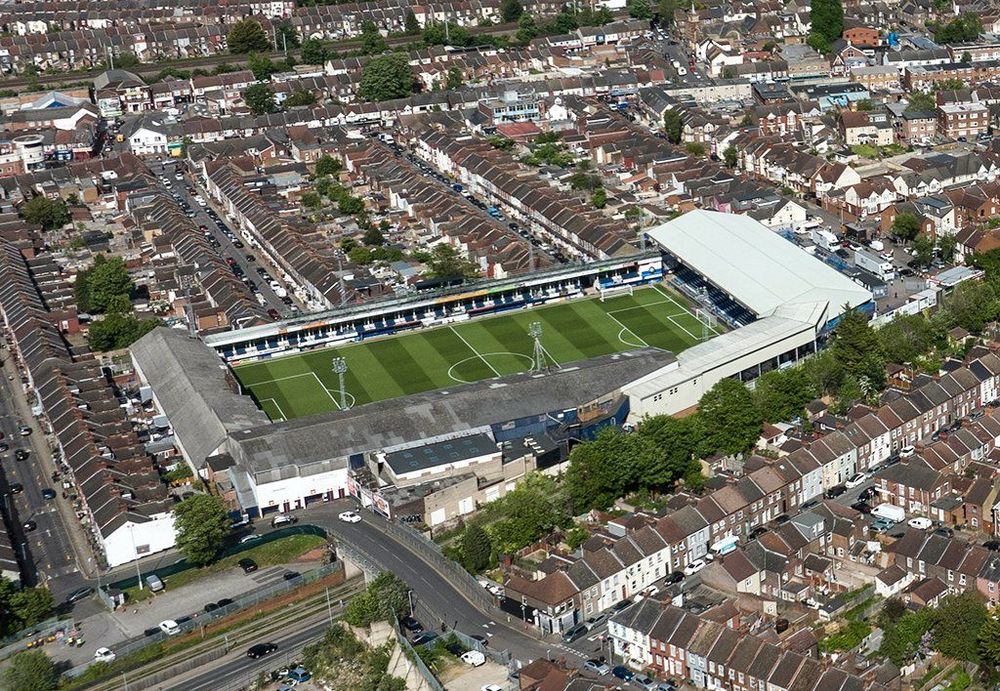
[[645, 210, 873, 324], [627, 210, 874, 418]]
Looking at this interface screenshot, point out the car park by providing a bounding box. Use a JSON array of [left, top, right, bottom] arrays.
[[584, 659, 611, 675], [247, 642, 278, 659], [238, 558, 258, 573]]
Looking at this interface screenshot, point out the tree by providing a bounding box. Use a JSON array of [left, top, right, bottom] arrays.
[[877, 313, 941, 364], [806, 32, 832, 55], [937, 233, 957, 262], [685, 142, 705, 156], [358, 54, 414, 102], [657, 0, 678, 26], [9, 587, 54, 629], [300, 38, 328, 65], [962, 50, 973, 63], [979, 616, 1000, 671], [247, 52, 278, 80], [426, 244, 479, 279], [227, 19, 271, 54], [404, 10, 421, 35], [460, 524, 492, 572], [944, 280, 999, 333], [481, 474, 569, 553], [362, 227, 385, 246], [315, 155, 342, 177], [639, 414, 703, 485], [592, 187, 607, 209], [906, 91, 937, 113], [75, 255, 133, 314], [627, 0, 652, 19], [912, 233, 936, 267], [933, 13, 983, 44], [752, 367, 817, 423], [500, 0, 524, 22], [663, 109, 683, 144], [361, 20, 387, 55], [697, 378, 762, 456], [891, 211, 920, 240], [20, 195, 69, 231], [2, 651, 56, 691], [243, 82, 276, 115], [810, 0, 843, 51], [932, 591, 988, 661], [174, 494, 229, 566], [87, 311, 158, 351], [283, 90, 317, 107], [830, 307, 885, 391], [445, 66, 463, 90], [564, 427, 656, 511], [515, 13, 538, 43], [723, 146, 737, 168]]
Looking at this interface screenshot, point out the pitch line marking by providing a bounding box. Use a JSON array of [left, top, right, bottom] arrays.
[[604, 310, 649, 348], [652, 283, 722, 336], [449, 326, 502, 378], [261, 398, 287, 421]]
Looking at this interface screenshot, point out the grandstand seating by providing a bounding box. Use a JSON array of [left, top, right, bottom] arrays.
[[673, 266, 755, 328]]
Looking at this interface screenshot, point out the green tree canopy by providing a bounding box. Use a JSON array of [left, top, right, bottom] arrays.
[[500, 0, 524, 22], [905, 91, 937, 113], [830, 307, 885, 392], [723, 146, 737, 168], [628, 0, 652, 19], [591, 187, 607, 209], [315, 154, 342, 177], [445, 66, 464, 90], [87, 312, 157, 351], [0, 577, 54, 637], [697, 378, 762, 456], [20, 195, 69, 231], [426, 244, 479, 279], [247, 52, 278, 80], [244, 82, 277, 115], [343, 572, 410, 627], [663, 109, 683, 144], [933, 13, 983, 44], [460, 524, 492, 572], [810, 0, 843, 50], [912, 233, 936, 267], [2, 651, 56, 691], [284, 89, 317, 107], [979, 615, 1000, 671], [173, 494, 229, 566], [932, 591, 988, 662], [752, 367, 817, 423], [75, 255, 133, 314], [481, 473, 569, 553], [891, 211, 920, 240], [300, 38, 328, 65], [227, 19, 271, 54], [360, 20, 387, 55], [405, 10, 421, 34], [358, 54, 414, 102]]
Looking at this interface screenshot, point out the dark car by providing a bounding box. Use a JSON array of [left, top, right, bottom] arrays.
[[267, 308, 280, 320], [238, 558, 258, 574], [8, 482, 22, 494], [246, 643, 278, 659], [65, 586, 94, 604], [562, 623, 588, 644], [986, 541, 1000, 551], [665, 570, 685, 584], [824, 485, 847, 499], [773, 514, 790, 524], [23, 520, 36, 532], [282, 571, 300, 582], [204, 602, 220, 614], [400, 616, 423, 633], [470, 634, 488, 647], [216, 598, 234, 608], [411, 631, 438, 645], [611, 599, 632, 613], [0, 442, 9, 452], [612, 665, 634, 682], [851, 501, 872, 514], [748, 526, 769, 540], [41, 488, 56, 500], [14, 449, 29, 461], [801, 500, 819, 511]]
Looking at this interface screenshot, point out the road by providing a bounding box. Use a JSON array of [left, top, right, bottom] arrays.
[[154, 160, 292, 316], [0, 352, 88, 602]]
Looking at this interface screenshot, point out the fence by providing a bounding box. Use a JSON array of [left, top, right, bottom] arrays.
[[64, 561, 345, 679], [395, 623, 445, 691], [0, 617, 76, 663]]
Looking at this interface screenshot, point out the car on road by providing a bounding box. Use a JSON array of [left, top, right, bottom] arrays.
[[65, 586, 94, 604], [845, 473, 867, 489], [748, 526, 769, 540], [584, 659, 611, 675], [18, 425, 30, 436], [41, 488, 56, 500], [908, 517, 933, 530], [460, 650, 486, 667], [665, 570, 685, 584], [94, 647, 116, 663], [562, 623, 588, 643], [203, 602, 220, 613], [824, 484, 847, 499], [247, 642, 278, 659], [238, 558, 258, 573], [8, 483, 22, 494], [400, 616, 423, 633], [482, 686, 504, 691], [611, 665, 634, 682], [14, 449, 28, 461], [900, 445, 915, 458], [585, 612, 609, 630], [271, 514, 298, 528], [656, 681, 679, 691], [469, 634, 488, 646], [22, 519, 36, 531], [282, 571, 300, 581], [239, 534, 261, 544], [634, 674, 658, 690], [338, 511, 362, 523], [217, 598, 234, 608], [871, 517, 895, 532], [851, 501, 872, 514], [683, 559, 706, 576], [986, 540, 1000, 551], [159, 620, 181, 636], [411, 631, 438, 645]]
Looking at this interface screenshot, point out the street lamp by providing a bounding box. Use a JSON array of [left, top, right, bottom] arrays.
[[129, 524, 143, 590]]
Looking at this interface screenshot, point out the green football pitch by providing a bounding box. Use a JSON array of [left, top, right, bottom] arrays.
[[233, 283, 719, 421]]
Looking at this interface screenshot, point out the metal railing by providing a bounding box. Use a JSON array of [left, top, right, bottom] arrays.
[[0, 617, 76, 662]]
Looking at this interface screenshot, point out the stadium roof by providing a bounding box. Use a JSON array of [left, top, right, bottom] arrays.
[[646, 211, 873, 319]]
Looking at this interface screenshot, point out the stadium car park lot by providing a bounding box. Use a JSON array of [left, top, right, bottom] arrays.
[[234, 284, 720, 420]]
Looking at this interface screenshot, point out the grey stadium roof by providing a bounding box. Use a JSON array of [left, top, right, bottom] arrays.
[[228, 348, 676, 481], [131, 327, 270, 465], [384, 433, 498, 476], [646, 210, 873, 318]]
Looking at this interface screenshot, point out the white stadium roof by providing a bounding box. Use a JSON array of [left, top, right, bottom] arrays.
[[646, 210, 873, 319]]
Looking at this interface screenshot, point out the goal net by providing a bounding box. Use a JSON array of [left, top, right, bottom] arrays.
[[599, 283, 634, 302]]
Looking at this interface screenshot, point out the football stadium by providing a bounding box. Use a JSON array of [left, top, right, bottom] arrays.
[[234, 283, 717, 421]]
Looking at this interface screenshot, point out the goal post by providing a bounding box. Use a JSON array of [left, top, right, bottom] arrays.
[[599, 283, 634, 302], [695, 308, 717, 340]]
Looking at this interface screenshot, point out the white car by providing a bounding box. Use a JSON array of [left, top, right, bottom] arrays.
[[683, 559, 706, 576], [159, 619, 181, 636], [94, 647, 116, 663], [908, 517, 933, 530], [899, 445, 915, 458], [461, 650, 486, 667], [338, 511, 362, 523], [482, 686, 504, 691], [845, 473, 867, 489]]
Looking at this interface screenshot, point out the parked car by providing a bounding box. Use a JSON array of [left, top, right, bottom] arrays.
[[584, 659, 611, 675], [338, 511, 362, 523], [748, 526, 769, 540], [65, 586, 94, 605], [562, 623, 588, 643], [7, 483, 22, 494], [400, 616, 423, 633], [247, 643, 278, 659], [238, 558, 258, 573], [845, 473, 867, 489], [94, 647, 116, 663], [461, 650, 486, 667], [634, 674, 658, 690], [683, 559, 706, 576], [203, 602, 220, 613], [22, 520, 35, 532], [217, 598, 234, 608], [825, 484, 847, 499], [145, 574, 164, 592], [286, 667, 311, 683], [585, 613, 609, 630], [239, 534, 261, 544], [899, 445, 915, 458], [282, 571, 300, 581], [611, 665, 634, 682], [908, 517, 933, 530], [665, 570, 685, 584], [851, 501, 872, 514], [41, 488, 56, 500], [14, 449, 29, 461], [411, 632, 438, 645], [17, 425, 30, 436], [470, 634, 488, 647], [159, 620, 181, 636]]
